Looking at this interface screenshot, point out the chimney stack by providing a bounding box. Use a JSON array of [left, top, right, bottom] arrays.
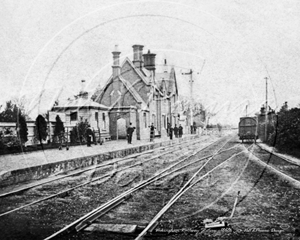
[[143, 50, 156, 83], [79, 79, 89, 99], [143, 50, 156, 72], [163, 59, 168, 73], [112, 45, 121, 80], [80, 79, 86, 92], [132, 44, 144, 70]]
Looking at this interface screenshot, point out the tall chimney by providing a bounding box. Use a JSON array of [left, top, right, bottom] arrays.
[[163, 59, 168, 73], [112, 45, 121, 80], [80, 79, 86, 92], [132, 44, 144, 70], [143, 50, 156, 83], [143, 50, 156, 72], [79, 79, 88, 99]]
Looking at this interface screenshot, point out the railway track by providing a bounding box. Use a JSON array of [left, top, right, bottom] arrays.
[[246, 143, 300, 187], [0, 136, 211, 217], [42, 134, 242, 239], [3, 135, 299, 239], [0, 137, 203, 198]]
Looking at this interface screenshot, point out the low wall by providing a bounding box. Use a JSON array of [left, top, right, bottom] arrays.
[[0, 135, 199, 188]]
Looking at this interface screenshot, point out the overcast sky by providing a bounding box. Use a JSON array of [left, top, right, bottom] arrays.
[[0, 0, 299, 124]]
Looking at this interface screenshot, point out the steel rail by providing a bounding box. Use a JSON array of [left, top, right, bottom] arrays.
[[246, 146, 300, 189], [74, 144, 240, 232], [256, 143, 300, 166], [0, 137, 204, 198], [135, 136, 237, 239], [0, 138, 203, 217], [74, 138, 236, 232], [43, 136, 227, 240]]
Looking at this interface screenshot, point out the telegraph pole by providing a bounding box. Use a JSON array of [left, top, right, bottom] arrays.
[[181, 60, 205, 134], [182, 69, 194, 133], [264, 77, 268, 142]]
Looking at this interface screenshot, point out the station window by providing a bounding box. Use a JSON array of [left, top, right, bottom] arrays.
[[143, 112, 147, 128], [102, 113, 106, 130], [95, 112, 98, 121], [70, 112, 77, 121]]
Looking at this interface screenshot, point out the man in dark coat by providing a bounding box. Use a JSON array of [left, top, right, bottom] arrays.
[[174, 124, 178, 138], [127, 122, 135, 144], [86, 125, 93, 147], [169, 126, 174, 140], [150, 123, 155, 142], [179, 124, 183, 138]]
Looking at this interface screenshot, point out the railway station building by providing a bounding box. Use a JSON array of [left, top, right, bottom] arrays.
[[92, 45, 179, 140], [51, 89, 111, 142]]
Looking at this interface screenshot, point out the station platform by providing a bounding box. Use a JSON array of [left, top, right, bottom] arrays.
[[0, 134, 202, 187]]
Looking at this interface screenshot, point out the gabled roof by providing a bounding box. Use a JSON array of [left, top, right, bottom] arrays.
[[167, 67, 178, 95], [119, 76, 146, 105], [155, 67, 178, 97], [92, 76, 113, 103], [122, 57, 151, 85], [93, 53, 178, 107], [53, 97, 109, 110]]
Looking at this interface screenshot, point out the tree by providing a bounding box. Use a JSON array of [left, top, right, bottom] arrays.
[[17, 113, 28, 144], [268, 107, 300, 155], [70, 121, 88, 143], [34, 115, 48, 148], [279, 101, 288, 113], [175, 96, 207, 127], [0, 101, 19, 122], [53, 115, 65, 141]]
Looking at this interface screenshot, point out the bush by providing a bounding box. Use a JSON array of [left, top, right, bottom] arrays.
[[0, 130, 22, 153], [70, 121, 89, 143], [53, 115, 65, 144], [34, 115, 48, 144], [17, 113, 28, 144], [268, 107, 300, 153]]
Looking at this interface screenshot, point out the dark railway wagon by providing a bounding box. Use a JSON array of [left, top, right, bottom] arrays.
[[238, 117, 258, 143]]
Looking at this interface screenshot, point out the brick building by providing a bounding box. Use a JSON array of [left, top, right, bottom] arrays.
[[93, 45, 179, 140]]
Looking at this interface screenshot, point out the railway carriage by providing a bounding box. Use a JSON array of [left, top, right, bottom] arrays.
[[238, 117, 258, 143]]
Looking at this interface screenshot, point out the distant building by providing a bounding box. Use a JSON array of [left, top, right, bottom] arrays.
[[52, 90, 110, 141], [93, 45, 179, 140]]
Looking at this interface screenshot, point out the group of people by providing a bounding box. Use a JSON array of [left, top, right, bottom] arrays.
[[168, 123, 183, 140], [126, 122, 184, 144], [126, 122, 155, 144], [86, 122, 185, 147]]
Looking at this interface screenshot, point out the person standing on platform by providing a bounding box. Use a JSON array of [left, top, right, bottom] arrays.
[[169, 126, 174, 140], [174, 124, 178, 138], [127, 122, 135, 144], [150, 123, 155, 142], [86, 125, 93, 147], [179, 124, 183, 138]]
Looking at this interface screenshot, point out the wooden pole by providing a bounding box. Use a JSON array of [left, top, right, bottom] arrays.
[[265, 77, 268, 141]]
